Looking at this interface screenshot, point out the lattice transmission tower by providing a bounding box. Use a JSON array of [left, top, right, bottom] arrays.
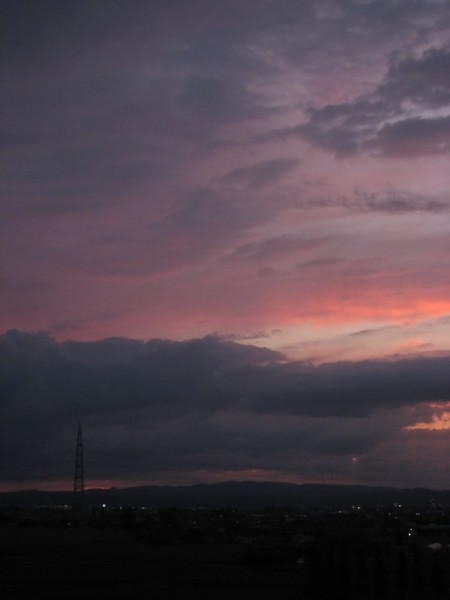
[[72, 422, 85, 519]]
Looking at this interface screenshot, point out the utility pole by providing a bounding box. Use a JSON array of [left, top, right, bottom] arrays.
[[72, 422, 84, 520]]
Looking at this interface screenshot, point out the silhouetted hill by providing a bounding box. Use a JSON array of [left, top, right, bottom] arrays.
[[1, 481, 450, 509]]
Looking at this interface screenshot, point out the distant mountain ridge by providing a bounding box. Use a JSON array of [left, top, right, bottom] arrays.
[[2, 481, 450, 509]]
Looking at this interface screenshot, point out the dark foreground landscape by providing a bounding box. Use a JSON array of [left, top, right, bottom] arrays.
[[2, 482, 450, 599]]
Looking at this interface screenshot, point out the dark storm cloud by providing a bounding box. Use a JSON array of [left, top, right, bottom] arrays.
[[4, 330, 450, 423], [354, 189, 450, 213], [217, 159, 300, 191], [1, 0, 275, 216], [223, 234, 330, 264], [275, 0, 449, 68], [2, 0, 449, 225], [4, 0, 448, 215], [283, 45, 450, 158], [374, 115, 450, 156], [2, 331, 450, 484], [380, 45, 450, 108]]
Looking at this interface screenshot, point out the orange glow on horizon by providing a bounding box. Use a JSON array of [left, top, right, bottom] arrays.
[[280, 298, 450, 327], [406, 404, 450, 431]]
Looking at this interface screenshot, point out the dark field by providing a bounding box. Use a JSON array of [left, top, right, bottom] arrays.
[[3, 505, 450, 599], [0, 524, 305, 600]]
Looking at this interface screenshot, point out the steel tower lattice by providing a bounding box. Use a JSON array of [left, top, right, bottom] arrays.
[[72, 422, 84, 518]]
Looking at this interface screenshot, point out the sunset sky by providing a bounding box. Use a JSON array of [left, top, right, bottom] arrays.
[[2, 0, 450, 492]]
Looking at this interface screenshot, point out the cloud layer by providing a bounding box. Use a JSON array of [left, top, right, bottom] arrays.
[[295, 45, 450, 157], [2, 1, 450, 360], [2, 331, 450, 490], [2, 2, 450, 489]]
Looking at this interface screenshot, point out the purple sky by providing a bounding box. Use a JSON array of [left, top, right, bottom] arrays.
[[2, 1, 450, 491]]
